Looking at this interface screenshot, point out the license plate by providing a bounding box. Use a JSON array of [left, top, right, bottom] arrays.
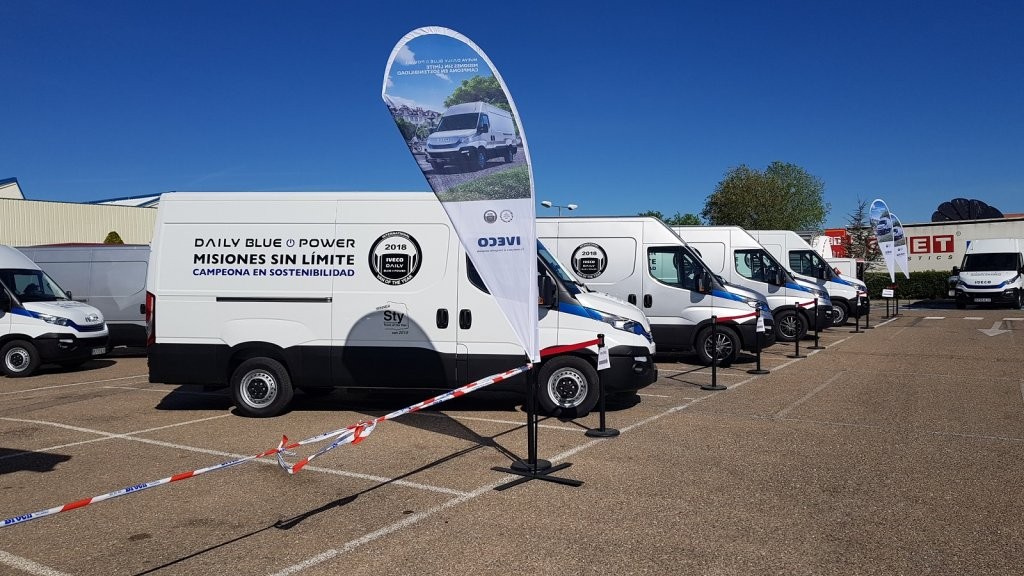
[[974, 297, 991, 303], [92, 347, 106, 355]]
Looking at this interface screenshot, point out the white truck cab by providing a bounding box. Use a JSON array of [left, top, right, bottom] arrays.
[[672, 226, 832, 342], [952, 238, 1024, 309], [146, 192, 656, 418], [0, 245, 109, 377], [749, 230, 869, 326], [538, 217, 775, 366]]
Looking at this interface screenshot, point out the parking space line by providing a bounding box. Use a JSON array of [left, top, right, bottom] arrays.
[[964, 317, 984, 320], [0, 374, 149, 396], [1003, 318, 1024, 321], [0, 416, 470, 497], [636, 393, 673, 398], [923, 317, 946, 320], [0, 414, 230, 462], [0, 550, 72, 576], [775, 372, 845, 419]]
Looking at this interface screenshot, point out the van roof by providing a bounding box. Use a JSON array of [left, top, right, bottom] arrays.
[[443, 101, 511, 117], [0, 245, 41, 270], [159, 191, 436, 202]]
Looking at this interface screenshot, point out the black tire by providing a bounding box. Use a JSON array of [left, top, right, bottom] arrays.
[[503, 146, 515, 163], [472, 148, 487, 170], [536, 356, 599, 419], [831, 301, 849, 327], [775, 309, 807, 342], [1, 340, 41, 378], [230, 357, 293, 417], [1016, 289, 1023, 310], [695, 324, 739, 367]]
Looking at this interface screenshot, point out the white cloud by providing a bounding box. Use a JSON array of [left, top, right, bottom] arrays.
[[396, 45, 416, 65], [386, 75, 394, 89], [435, 73, 450, 82]]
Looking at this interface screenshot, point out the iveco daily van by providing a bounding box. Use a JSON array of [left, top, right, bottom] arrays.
[[425, 101, 517, 172], [952, 238, 1024, 309], [749, 230, 868, 326], [18, 244, 150, 348], [537, 217, 775, 366], [146, 192, 657, 418], [672, 226, 832, 342], [0, 245, 109, 377]]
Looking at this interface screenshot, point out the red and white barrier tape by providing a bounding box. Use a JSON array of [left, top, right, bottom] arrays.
[[2, 338, 605, 528], [714, 311, 756, 323], [797, 299, 818, 308]]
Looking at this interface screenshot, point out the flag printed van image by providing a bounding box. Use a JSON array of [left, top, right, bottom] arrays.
[[538, 217, 775, 366], [0, 245, 109, 377], [672, 226, 833, 342], [146, 192, 657, 418], [749, 230, 869, 327], [425, 101, 517, 172], [952, 238, 1024, 309]]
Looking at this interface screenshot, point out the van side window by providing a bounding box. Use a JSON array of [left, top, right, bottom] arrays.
[[466, 256, 490, 294], [789, 252, 813, 275], [478, 114, 489, 133], [648, 247, 699, 291], [735, 250, 777, 283]]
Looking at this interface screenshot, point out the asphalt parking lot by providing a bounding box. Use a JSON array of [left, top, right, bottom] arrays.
[[2, 301, 1024, 575]]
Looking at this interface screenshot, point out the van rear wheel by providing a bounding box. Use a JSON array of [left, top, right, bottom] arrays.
[[1, 340, 40, 378], [536, 356, 599, 419], [503, 146, 515, 163], [231, 357, 293, 417]]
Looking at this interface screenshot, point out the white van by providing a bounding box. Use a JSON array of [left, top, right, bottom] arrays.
[[538, 217, 775, 365], [146, 192, 657, 418], [0, 245, 109, 377], [952, 238, 1024, 309], [672, 226, 832, 342], [17, 244, 150, 348], [749, 230, 869, 326], [425, 101, 517, 172]]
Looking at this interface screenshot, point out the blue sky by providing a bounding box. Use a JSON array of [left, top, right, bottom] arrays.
[[3, 1, 1022, 227]]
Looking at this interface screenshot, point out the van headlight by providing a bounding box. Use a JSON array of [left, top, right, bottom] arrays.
[[597, 312, 652, 342], [36, 313, 71, 326], [744, 299, 760, 309]]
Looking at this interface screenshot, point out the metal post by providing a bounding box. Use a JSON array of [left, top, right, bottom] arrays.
[[586, 334, 619, 438], [748, 307, 770, 375], [701, 316, 727, 391], [788, 311, 805, 358], [851, 294, 862, 334], [809, 298, 825, 350]]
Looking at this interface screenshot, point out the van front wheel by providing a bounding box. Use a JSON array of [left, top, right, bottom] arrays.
[[775, 309, 807, 342], [696, 324, 739, 366], [1, 340, 40, 378], [231, 358, 293, 417], [831, 301, 849, 327], [536, 356, 599, 419]]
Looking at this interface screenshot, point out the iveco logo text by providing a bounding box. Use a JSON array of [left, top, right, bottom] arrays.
[[477, 236, 521, 247]]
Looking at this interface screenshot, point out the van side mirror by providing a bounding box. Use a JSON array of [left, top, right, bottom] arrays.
[[66, 291, 73, 301], [817, 265, 829, 281], [538, 274, 557, 307], [776, 268, 787, 286], [697, 270, 713, 294], [951, 266, 960, 276], [0, 290, 9, 313]]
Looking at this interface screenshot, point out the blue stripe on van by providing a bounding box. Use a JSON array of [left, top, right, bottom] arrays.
[[711, 289, 747, 303], [785, 282, 814, 293], [558, 302, 653, 343]]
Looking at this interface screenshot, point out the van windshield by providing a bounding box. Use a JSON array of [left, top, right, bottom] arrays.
[[538, 242, 582, 294], [0, 268, 70, 302], [962, 252, 1021, 272], [789, 250, 833, 280], [734, 249, 792, 285], [435, 113, 479, 132]]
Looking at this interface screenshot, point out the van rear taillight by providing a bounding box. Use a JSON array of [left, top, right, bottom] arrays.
[[145, 291, 156, 346]]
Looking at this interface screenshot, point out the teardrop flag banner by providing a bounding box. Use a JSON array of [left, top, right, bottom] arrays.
[[869, 198, 896, 282], [891, 213, 910, 279], [383, 27, 539, 362]]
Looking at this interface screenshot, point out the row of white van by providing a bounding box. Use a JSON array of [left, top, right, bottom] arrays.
[[0, 192, 868, 418]]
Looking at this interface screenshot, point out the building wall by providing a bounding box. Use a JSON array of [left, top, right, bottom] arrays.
[[0, 198, 156, 245]]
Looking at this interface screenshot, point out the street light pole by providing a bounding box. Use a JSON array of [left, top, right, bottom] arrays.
[[540, 200, 578, 216]]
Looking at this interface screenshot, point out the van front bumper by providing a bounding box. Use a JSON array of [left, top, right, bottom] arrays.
[[738, 320, 776, 351], [34, 333, 109, 363], [605, 346, 657, 392], [956, 289, 1020, 306]]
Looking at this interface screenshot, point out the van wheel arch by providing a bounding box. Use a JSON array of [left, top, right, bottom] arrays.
[[227, 343, 289, 382]]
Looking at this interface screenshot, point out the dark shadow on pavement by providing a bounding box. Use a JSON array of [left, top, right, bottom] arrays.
[[0, 447, 72, 474]]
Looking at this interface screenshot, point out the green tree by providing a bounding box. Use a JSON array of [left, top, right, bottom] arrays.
[[843, 198, 881, 264], [395, 118, 417, 142], [701, 161, 829, 230], [444, 75, 510, 112], [637, 210, 703, 225], [103, 231, 124, 244]]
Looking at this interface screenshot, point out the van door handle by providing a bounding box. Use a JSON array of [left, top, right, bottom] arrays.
[[628, 294, 637, 305], [643, 294, 652, 308], [436, 308, 449, 329], [459, 309, 472, 329]]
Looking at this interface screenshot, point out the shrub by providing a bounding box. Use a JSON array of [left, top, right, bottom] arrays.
[[864, 271, 952, 300]]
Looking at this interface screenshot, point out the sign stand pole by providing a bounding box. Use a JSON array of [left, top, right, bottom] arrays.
[[747, 308, 770, 375], [586, 334, 619, 438], [494, 363, 582, 490]]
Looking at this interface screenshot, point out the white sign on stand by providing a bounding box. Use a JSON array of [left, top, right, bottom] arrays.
[[881, 288, 895, 298]]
